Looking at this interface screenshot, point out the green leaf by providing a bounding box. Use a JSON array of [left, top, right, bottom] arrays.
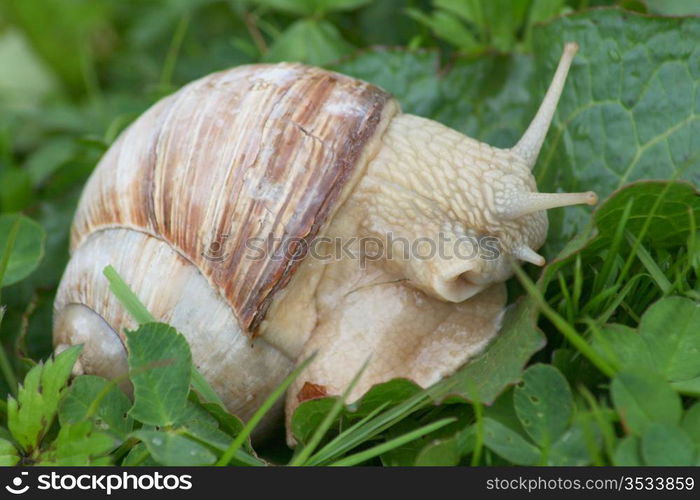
[[413, 437, 462, 466], [413, 425, 474, 466], [179, 405, 265, 466], [672, 376, 700, 396], [610, 371, 682, 435], [645, 0, 700, 16], [180, 413, 265, 466], [406, 8, 479, 52], [484, 388, 528, 437], [311, 0, 371, 13], [121, 443, 158, 466], [333, 49, 442, 119], [682, 402, 700, 448], [414, 0, 530, 52], [24, 137, 76, 186], [291, 398, 336, 447], [250, 0, 370, 16], [482, 417, 541, 465], [593, 297, 700, 385], [477, 0, 529, 52], [434, 0, 485, 28], [182, 419, 230, 450], [38, 421, 114, 465], [641, 423, 695, 466], [0, 438, 19, 466], [547, 422, 595, 466], [443, 300, 545, 404], [351, 379, 423, 417], [591, 324, 654, 375], [613, 435, 643, 466], [190, 369, 226, 409], [0, 213, 45, 287], [132, 430, 216, 466], [334, 49, 535, 147], [0, 168, 33, 212], [200, 401, 245, 438], [266, 19, 353, 66], [638, 296, 700, 381], [514, 364, 573, 447], [245, 0, 311, 16], [179, 399, 219, 428], [532, 10, 700, 242], [59, 375, 133, 440], [126, 323, 192, 427], [7, 345, 82, 453], [526, 0, 566, 34]]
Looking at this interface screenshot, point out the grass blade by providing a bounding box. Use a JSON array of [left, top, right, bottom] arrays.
[[103, 265, 155, 324], [306, 379, 457, 465], [512, 262, 616, 378], [215, 355, 316, 466], [625, 231, 672, 294], [593, 198, 633, 295], [329, 417, 456, 467], [615, 182, 673, 289], [305, 402, 390, 466], [290, 360, 369, 466], [469, 385, 484, 466], [159, 15, 190, 92]]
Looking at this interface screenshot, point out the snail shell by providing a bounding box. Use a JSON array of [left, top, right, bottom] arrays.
[[54, 63, 399, 422], [54, 44, 596, 434]]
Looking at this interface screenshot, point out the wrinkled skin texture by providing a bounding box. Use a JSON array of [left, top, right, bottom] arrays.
[[268, 114, 536, 435]]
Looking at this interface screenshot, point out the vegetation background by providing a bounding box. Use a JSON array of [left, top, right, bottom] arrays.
[[0, 0, 698, 466]]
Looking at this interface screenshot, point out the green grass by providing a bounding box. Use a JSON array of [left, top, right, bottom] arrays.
[[0, 0, 699, 466]]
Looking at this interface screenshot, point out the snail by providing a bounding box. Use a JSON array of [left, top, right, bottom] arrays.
[[53, 42, 596, 437]]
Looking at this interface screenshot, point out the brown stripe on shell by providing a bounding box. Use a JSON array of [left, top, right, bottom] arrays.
[[70, 63, 398, 335]]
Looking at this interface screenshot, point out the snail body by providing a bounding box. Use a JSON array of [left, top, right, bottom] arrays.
[[54, 43, 595, 434]]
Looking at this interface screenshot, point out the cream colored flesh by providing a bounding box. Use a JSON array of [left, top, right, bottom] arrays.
[[266, 113, 519, 431]]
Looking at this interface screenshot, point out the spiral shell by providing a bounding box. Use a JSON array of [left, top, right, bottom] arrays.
[[54, 63, 399, 419]]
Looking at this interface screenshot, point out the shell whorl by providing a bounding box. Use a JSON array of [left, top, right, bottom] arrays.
[[68, 63, 398, 334], [54, 229, 296, 420]]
